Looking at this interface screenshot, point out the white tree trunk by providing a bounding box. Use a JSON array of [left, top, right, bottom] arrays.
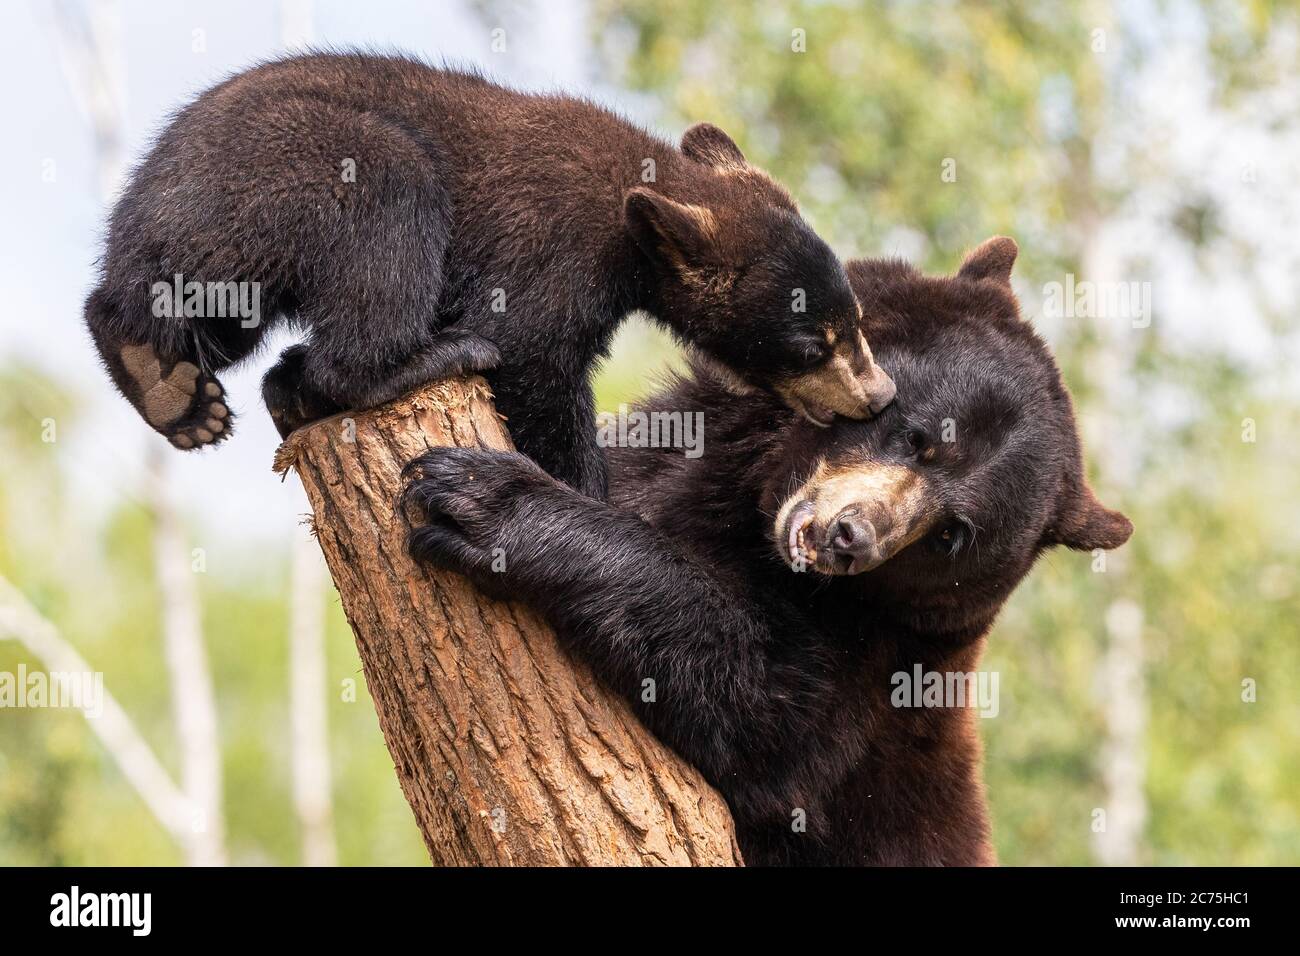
[[289, 532, 338, 866], [277, 0, 338, 868], [1096, 599, 1147, 865], [0, 574, 195, 844], [148, 453, 227, 866], [1079, 187, 1148, 867], [51, 0, 228, 868]]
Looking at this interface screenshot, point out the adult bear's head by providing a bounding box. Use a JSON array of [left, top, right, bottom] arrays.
[[758, 237, 1132, 634]]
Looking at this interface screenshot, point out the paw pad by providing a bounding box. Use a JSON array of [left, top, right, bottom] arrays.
[[119, 343, 232, 450]]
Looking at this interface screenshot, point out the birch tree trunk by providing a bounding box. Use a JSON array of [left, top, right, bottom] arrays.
[[272, 377, 742, 866], [289, 533, 338, 867], [276, 0, 338, 872], [148, 453, 227, 867], [0, 574, 196, 845]]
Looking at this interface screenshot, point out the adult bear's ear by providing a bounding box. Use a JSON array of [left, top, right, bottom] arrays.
[[624, 187, 718, 268], [1044, 481, 1133, 552], [680, 122, 747, 169], [958, 236, 1018, 286]]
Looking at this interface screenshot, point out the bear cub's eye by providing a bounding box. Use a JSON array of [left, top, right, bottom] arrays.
[[800, 341, 830, 368]]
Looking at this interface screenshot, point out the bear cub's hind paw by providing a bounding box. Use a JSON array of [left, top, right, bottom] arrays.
[[261, 344, 343, 440], [119, 343, 231, 450]]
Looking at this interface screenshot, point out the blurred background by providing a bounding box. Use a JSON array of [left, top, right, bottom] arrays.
[[1, 0, 1297, 866]]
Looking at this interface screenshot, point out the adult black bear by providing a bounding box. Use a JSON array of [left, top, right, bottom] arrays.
[[402, 237, 1133, 866], [83, 51, 895, 499]]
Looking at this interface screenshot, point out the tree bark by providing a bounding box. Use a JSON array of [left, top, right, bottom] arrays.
[[273, 377, 742, 866]]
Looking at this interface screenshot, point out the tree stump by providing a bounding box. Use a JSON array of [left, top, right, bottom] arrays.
[[272, 377, 743, 866]]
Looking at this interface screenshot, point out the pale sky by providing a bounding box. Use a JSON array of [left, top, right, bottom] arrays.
[[1, 0, 621, 549], [3, 0, 1297, 557]]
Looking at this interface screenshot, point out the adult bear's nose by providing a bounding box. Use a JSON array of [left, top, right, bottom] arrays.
[[828, 511, 880, 574]]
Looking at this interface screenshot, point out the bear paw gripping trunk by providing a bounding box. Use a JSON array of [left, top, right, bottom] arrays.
[[273, 376, 742, 866]]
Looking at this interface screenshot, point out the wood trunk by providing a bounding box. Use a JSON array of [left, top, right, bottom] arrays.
[[272, 377, 742, 866]]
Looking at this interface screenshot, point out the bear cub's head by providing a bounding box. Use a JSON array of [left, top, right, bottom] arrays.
[[624, 123, 896, 426], [761, 237, 1132, 633]]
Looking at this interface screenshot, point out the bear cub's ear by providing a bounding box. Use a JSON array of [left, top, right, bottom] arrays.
[[680, 122, 747, 169], [1045, 483, 1134, 552], [624, 188, 719, 269], [958, 236, 1018, 286]]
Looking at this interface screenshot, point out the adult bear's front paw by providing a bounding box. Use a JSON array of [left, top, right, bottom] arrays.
[[401, 447, 554, 589]]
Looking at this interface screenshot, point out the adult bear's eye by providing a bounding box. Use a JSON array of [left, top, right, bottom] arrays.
[[931, 519, 969, 557]]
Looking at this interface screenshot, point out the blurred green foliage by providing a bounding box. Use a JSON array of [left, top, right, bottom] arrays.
[[0, 369, 426, 865], [2, 1, 1297, 866]]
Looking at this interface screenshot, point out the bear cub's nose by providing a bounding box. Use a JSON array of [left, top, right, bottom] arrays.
[[864, 370, 897, 416]]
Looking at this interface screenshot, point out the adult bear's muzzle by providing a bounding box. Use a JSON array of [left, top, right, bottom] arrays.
[[775, 460, 938, 575]]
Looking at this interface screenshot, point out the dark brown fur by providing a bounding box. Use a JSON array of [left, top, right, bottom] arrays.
[[84, 51, 892, 495], [402, 238, 1132, 865]]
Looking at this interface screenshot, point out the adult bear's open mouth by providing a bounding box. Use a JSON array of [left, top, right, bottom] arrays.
[[783, 501, 819, 567], [779, 500, 887, 575], [774, 460, 939, 576]]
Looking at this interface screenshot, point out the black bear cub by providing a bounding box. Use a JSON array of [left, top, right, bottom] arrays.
[[84, 51, 895, 499], [403, 237, 1133, 865]]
